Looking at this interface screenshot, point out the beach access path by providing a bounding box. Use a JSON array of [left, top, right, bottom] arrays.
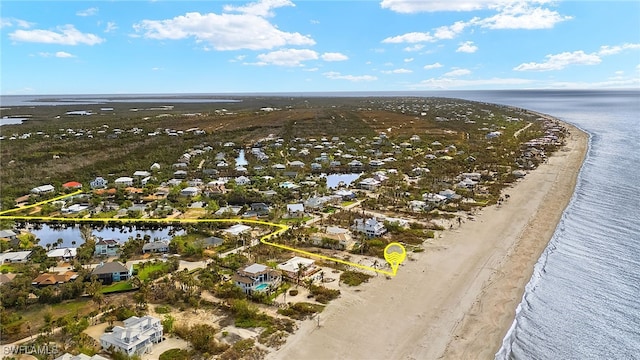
[[267, 123, 588, 360]]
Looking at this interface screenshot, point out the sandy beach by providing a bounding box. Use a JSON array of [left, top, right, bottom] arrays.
[[268, 121, 589, 360]]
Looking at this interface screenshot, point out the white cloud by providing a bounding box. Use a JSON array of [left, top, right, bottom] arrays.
[[1, 17, 34, 29], [105, 22, 118, 33], [304, 67, 319, 72], [423, 62, 443, 70], [76, 7, 98, 17], [403, 44, 424, 52], [133, 8, 314, 51], [475, 4, 571, 29], [383, 32, 435, 44], [457, 41, 478, 53], [382, 68, 413, 74], [321, 52, 349, 61], [380, 0, 505, 13], [598, 43, 640, 56], [514, 50, 602, 71], [10, 25, 104, 45], [444, 68, 472, 77], [404, 57, 414, 62], [151, 67, 163, 71], [37, 51, 76, 58], [55, 51, 75, 58], [412, 77, 533, 89], [223, 0, 294, 17], [324, 71, 377, 82], [255, 48, 318, 66]]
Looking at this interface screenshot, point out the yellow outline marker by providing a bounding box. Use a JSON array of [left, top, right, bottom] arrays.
[[0, 191, 402, 277], [384, 242, 406, 276]]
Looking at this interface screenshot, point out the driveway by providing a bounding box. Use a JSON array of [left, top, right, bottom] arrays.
[[142, 336, 190, 360]]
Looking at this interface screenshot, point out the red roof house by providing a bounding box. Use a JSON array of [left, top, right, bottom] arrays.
[[62, 181, 83, 189]]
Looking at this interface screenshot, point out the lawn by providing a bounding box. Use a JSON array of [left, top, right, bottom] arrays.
[[101, 281, 134, 293], [279, 216, 312, 224], [0, 264, 17, 273], [135, 262, 171, 281]]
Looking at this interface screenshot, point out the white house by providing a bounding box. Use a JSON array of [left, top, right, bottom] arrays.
[[100, 315, 163, 356], [286, 203, 305, 218], [31, 184, 55, 194], [114, 177, 134, 187], [224, 224, 251, 236], [233, 263, 282, 295], [358, 178, 380, 191], [277, 256, 317, 280], [47, 247, 77, 261], [235, 176, 251, 186], [352, 218, 387, 238], [179, 186, 199, 197], [0, 250, 32, 264]]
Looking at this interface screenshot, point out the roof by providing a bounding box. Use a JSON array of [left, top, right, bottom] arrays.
[[224, 224, 251, 236], [277, 256, 315, 274], [0, 273, 16, 284], [92, 261, 129, 275], [54, 353, 110, 360], [62, 181, 83, 188], [47, 247, 77, 258], [0, 250, 32, 262], [33, 271, 77, 285], [287, 203, 305, 213], [96, 239, 119, 246], [142, 240, 169, 251], [243, 263, 268, 274], [0, 229, 17, 238]]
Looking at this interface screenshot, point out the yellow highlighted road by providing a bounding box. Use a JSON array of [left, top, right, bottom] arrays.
[[0, 192, 397, 276]]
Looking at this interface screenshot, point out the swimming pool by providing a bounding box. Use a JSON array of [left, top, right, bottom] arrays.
[[254, 283, 269, 291]]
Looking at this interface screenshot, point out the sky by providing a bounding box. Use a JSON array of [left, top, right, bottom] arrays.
[[1, 0, 639, 94]]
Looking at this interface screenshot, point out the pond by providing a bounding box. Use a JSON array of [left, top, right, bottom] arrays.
[[325, 173, 362, 189], [235, 149, 248, 166], [23, 224, 183, 248]]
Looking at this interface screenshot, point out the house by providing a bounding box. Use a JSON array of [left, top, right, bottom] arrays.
[[0, 273, 16, 285], [352, 218, 387, 238], [180, 186, 199, 197], [62, 181, 83, 189], [286, 203, 305, 218], [358, 178, 381, 191], [173, 170, 187, 179], [233, 263, 282, 295], [114, 177, 134, 187], [348, 160, 364, 171], [94, 239, 120, 257], [0, 250, 32, 264], [235, 176, 251, 186], [288, 160, 305, 168], [61, 203, 90, 214], [215, 206, 242, 216], [438, 189, 460, 200], [92, 261, 132, 284], [32, 271, 78, 286], [423, 193, 447, 203], [142, 240, 170, 254], [100, 315, 163, 356], [224, 224, 251, 236], [90, 177, 108, 189], [334, 189, 356, 200], [277, 256, 318, 280], [31, 184, 55, 194], [133, 170, 151, 178], [311, 227, 354, 250], [150, 163, 161, 171], [250, 203, 270, 216], [47, 248, 77, 261], [0, 229, 18, 242]]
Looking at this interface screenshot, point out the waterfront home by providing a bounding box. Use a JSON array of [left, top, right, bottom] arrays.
[[61, 203, 90, 214], [100, 315, 163, 356], [358, 178, 381, 191], [197, 237, 224, 248], [92, 261, 132, 284], [352, 218, 387, 238], [142, 240, 170, 254], [47, 247, 77, 261], [0, 250, 32, 264], [0, 229, 18, 243], [94, 239, 120, 257], [277, 256, 318, 280], [233, 263, 282, 295]]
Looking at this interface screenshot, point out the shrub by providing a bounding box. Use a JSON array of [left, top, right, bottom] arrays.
[[308, 285, 340, 304], [155, 305, 171, 314], [159, 349, 190, 360], [340, 271, 373, 286], [288, 289, 298, 296]]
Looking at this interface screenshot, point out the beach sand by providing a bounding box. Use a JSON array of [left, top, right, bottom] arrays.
[[267, 122, 588, 360]]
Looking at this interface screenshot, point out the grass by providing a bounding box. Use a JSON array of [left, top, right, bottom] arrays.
[[0, 264, 17, 273], [340, 270, 373, 286], [101, 281, 134, 293], [279, 216, 312, 224], [135, 262, 170, 281], [340, 201, 356, 207]]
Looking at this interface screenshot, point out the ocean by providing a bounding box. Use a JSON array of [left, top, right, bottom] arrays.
[[2, 90, 638, 357], [450, 90, 640, 359]]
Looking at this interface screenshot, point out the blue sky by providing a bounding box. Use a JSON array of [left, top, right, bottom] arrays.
[[1, 0, 639, 94]]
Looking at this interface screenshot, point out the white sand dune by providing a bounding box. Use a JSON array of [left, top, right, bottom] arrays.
[[268, 122, 588, 360]]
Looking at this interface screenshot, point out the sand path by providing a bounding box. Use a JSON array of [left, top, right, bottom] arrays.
[[268, 123, 588, 360]]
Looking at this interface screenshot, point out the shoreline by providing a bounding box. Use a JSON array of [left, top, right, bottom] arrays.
[[267, 119, 589, 360]]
